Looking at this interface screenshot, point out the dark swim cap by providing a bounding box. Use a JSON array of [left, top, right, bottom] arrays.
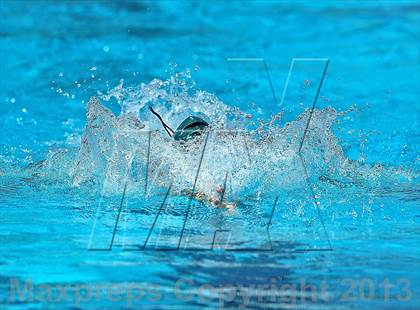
[[173, 116, 209, 141]]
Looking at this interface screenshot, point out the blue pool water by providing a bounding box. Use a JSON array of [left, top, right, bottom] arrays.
[[0, 1, 419, 309]]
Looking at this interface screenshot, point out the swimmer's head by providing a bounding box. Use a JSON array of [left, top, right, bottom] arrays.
[[148, 105, 209, 142], [173, 116, 209, 142]]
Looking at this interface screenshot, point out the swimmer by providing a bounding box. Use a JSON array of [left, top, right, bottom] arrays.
[[149, 106, 236, 210], [188, 185, 236, 210]]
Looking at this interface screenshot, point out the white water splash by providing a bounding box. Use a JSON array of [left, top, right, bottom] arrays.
[[22, 73, 415, 204]]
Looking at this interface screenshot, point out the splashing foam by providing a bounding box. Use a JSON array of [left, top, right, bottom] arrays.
[[28, 73, 415, 202]]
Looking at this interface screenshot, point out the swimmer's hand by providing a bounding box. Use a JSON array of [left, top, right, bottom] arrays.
[[183, 188, 237, 211], [208, 194, 236, 210]]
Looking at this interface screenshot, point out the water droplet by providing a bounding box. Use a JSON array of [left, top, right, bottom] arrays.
[[103, 46, 110, 52]]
